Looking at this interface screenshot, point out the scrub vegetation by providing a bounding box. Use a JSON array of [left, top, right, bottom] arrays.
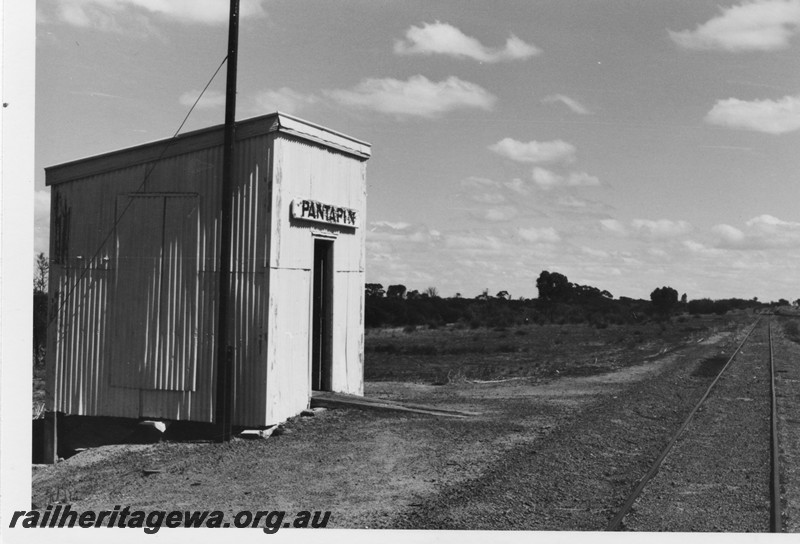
[[365, 269, 773, 330]]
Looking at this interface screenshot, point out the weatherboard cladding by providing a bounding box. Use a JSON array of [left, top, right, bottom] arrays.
[[46, 113, 369, 426]]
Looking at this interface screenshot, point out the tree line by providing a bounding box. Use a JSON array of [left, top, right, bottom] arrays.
[[365, 270, 778, 329], [31, 257, 794, 361]]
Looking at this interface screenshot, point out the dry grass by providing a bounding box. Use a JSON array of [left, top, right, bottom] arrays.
[[364, 318, 729, 385], [33, 352, 47, 419], [784, 320, 800, 344]]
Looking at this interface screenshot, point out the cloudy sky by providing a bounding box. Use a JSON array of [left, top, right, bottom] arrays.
[[34, 0, 800, 301]]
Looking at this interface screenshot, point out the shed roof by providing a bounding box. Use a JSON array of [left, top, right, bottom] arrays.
[[45, 112, 371, 186]]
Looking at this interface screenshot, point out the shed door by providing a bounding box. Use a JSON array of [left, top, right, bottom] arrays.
[[311, 239, 333, 391], [111, 194, 199, 391]]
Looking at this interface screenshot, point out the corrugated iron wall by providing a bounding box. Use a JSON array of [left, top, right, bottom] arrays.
[[227, 135, 271, 427], [48, 134, 274, 425]]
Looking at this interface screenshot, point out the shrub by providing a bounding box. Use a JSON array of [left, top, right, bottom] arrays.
[[785, 321, 800, 344]]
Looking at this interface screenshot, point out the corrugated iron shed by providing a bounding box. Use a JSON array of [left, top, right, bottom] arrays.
[[45, 112, 370, 427]]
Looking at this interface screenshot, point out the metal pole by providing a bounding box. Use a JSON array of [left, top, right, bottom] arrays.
[[215, 0, 239, 442]]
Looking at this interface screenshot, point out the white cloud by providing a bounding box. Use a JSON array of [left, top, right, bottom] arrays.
[[683, 240, 710, 253], [669, 0, 800, 52], [254, 87, 318, 115], [503, 178, 530, 195], [705, 215, 800, 250], [371, 221, 411, 230], [732, 214, 800, 247], [567, 172, 600, 187], [460, 176, 500, 189], [394, 21, 540, 62], [367, 222, 434, 244], [600, 219, 628, 236], [631, 219, 692, 238], [541, 94, 591, 115], [712, 223, 747, 244], [705, 94, 800, 134], [599, 218, 692, 239], [518, 226, 560, 243], [647, 248, 669, 258], [325, 75, 496, 119], [489, 138, 576, 164], [581, 246, 609, 259], [54, 0, 266, 30], [178, 89, 225, 110], [531, 167, 600, 189], [557, 195, 589, 208], [747, 214, 800, 228], [444, 234, 503, 251], [470, 193, 506, 205], [531, 167, 561, 188], [481, 207, 519, 222]]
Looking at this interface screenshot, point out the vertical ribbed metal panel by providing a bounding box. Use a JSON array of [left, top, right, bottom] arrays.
[[48, 145, 228, 422], [48, 175, 142, 419], [137, 135, 272, 424], [110, 195, 164, 389], [141, 146, 223, 422], [50, 266, 111, 415], [228, 134, 271, 427], [153, 196, 199, 391]]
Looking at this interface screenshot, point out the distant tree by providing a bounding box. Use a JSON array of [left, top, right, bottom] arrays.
[[571, 283, 610, 300], [387, 284, 407, 299], [496, 290, 510, 301], [795, 298, 800, 307], [34, 252, 49, 294], [33, 252, 49, 364], [424, 286, 439, 298], [536, 270, 571, 302], [778, 298, 789, 306], [455, 292, 462, 299], [650, 286, 679, 316], [365, 283, 385, 298], [475, 288, 490, 301], [406, 290, 421, 300], [680, 293, 687, 304]]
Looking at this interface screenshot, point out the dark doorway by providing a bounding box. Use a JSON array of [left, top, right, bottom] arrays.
[[311, 239, 333, 391]]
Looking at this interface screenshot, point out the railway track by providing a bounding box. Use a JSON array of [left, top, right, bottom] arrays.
[[607, 317, 785, 532]]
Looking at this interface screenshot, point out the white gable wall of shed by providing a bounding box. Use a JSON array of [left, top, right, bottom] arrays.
[[266, 135, 366, 424]]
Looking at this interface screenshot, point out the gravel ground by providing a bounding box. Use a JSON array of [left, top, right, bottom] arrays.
[[32, 317, 774, 531], [394, 323, 754, 530], [624, 319, 772, 532], [774, 317, 800, 532]]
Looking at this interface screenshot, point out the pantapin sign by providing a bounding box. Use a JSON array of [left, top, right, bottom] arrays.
[[291, 199, 358, 228]]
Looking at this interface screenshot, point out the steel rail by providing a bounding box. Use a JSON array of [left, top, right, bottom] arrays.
[[769, 320, 782, 532], [605, 318, 761, 531]]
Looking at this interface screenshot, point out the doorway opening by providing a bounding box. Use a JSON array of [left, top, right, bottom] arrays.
[[311, 239, 333, 391]]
